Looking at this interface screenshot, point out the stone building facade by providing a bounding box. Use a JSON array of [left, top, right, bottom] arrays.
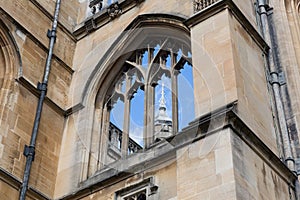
[[0, 0, 300, 199]]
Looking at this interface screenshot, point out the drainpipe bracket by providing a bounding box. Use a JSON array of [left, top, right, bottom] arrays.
[[23, 145, 35, 161], [268, 72, 278, 85], [37, 82, 47, 93], [47, 29, 57, 43], [286, 157, 295, 163], [285, 157, 297, 174], [257, 6, 273, 15], [268, 72, 286, 86], [257, 0, 273, 15]]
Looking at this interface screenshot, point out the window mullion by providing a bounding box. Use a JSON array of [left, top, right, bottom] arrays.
[[146, 84, 155, 148], [172, 72, 179, 135], [121, 75, 132, 157], [171, 52, 178, 134], [143, 47, 154, 148], [88, 107, 103, 176], [143, 86, 154, 148], [99, 106, 110, 168]]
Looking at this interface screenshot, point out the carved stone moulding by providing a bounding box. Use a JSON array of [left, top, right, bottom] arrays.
[[193, 0, 220, 13]]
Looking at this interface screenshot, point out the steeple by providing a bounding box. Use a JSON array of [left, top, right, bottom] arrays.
[[154, 83, 173, 140], [159, 83, 166, 110]]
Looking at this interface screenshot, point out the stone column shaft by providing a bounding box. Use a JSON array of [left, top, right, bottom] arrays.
[[121, 75, 132, 157]]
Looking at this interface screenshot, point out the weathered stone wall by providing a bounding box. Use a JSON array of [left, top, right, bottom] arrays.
[[177, 129, 237, 199], [228, 11, 278, 153], [176, 128, 295, 200], [33, 0, 80, 31], [19, 35, 72, 108], [271, 0, 300, 166], [232, 131, 296, 200], [0, 0, 76, 73], [0, 84, 65, 197], [0, 1, 71, 197], [0, 0, 298, 199], [57, 162, 178, 200], [0, 177, 47, 200], [70, 128, 295, 200], [232, 0, 257, 27], [190, 8, 277, 154], [191, 10, 238, 117], [0, 180, 22, 200]]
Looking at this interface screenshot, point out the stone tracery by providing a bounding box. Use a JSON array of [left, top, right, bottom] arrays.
[[103, 36, 192, 162]]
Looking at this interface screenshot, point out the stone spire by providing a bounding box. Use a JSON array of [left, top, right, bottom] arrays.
[[154, 83, 173, 140], [159, 83, 166, 110]]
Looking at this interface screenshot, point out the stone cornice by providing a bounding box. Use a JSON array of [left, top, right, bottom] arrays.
[[73, 0, 146, 40], [16, 77, 84, 117], [185, 0, 270, 54], [0, 167, 51, 200], [58, 101, 297, 200], [181, 102, 297, 185]]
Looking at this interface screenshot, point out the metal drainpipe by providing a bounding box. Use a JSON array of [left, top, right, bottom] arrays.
[[19, 0, 61, 199], [257, 0, 295, 172]]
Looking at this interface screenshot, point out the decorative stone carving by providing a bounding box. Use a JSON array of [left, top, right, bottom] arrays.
[[84, 18, 96, 33], [108, 122, 142, 155], [193, 0, 202, 12], [89, 0, 103, 14], [107, 3, 122, 19], [193, 0, 219, 13]]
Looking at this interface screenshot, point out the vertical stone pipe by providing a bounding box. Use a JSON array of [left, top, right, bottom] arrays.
[[19, 0, 61, 199], [257, 0, 295, 172]]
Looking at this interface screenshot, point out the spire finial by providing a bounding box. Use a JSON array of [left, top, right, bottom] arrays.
[[159, 83, 166, 109]]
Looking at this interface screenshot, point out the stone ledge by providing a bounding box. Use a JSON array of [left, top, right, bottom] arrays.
[[58, 101, 297, 199], [0, 167, 51, 200], [74, 0, 146, 40], [16, 77, 84, 117]]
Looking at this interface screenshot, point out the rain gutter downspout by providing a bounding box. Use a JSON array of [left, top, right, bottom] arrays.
[[257, 0, 295, 172], [19, 0, 61, 199]]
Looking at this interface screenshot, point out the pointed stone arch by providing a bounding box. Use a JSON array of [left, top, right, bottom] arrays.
[[81, 14, 193, 178], [0, 17, 22, 165], [0, 17, 22, 117], [81, 14, 191, 109], [0, 18, 21, 90]]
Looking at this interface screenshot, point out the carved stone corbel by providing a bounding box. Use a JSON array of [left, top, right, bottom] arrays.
[[107, 3, 122, 19]]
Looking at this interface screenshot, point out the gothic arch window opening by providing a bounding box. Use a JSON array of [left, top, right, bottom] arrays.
[[101, 32, 194, 163]]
